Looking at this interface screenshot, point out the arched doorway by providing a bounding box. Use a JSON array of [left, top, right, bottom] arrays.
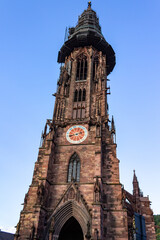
[[58, 217, 83, 240]]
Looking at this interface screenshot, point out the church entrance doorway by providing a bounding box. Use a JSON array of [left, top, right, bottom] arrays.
[[58, 216, 84, 240]]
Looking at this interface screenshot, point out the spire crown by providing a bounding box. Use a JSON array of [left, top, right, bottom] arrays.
[[75, 3, 101, 34], [58, 4, 115, 75]]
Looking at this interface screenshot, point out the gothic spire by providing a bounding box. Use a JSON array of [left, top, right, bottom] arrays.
[[133, 170, 140, 197], [133, 169, 138, 183]]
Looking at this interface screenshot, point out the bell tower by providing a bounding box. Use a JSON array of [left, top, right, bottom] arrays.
[[15, 3, 129, 240]]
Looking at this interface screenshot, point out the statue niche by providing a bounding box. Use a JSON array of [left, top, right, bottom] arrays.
[[94, 177, 101, 203], [58, 66, 70, 97], [36, 183, 45, 205], [68, 187, 75, 200]]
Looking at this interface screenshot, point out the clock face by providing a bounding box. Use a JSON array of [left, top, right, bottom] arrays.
[[66, 125, 88, 144]]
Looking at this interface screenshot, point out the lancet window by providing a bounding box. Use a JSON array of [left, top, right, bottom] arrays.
[[82, 89, 86, 101], [67, 153, 80, 182], [73, 88, 86, 119], [93, 57, 99, 80], [74, 88, 86, 102], [78, 89, 82, 102], [76, 56, 87, 81], [74, 89, 78, 102]]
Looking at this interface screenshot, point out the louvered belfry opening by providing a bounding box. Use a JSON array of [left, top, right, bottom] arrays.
[[73, 87, 86, 119], [76, 56, 87, 81]]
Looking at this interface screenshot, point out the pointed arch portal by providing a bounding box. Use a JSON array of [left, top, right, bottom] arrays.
[[46, 200, 91, 240], [58, 217, 83, 240]]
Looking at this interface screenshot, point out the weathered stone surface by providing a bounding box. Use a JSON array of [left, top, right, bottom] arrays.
[[14, 4, 156, 240]]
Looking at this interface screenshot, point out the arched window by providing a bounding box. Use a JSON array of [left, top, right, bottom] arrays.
[[93, 57, 99, 79], [82, 89, 86, 101], [73, 89, 86, 119], [74, 89, 78, 102], [78, 89, 82, 102], [76, 56, 87, 81], [68, 153, 80, 182]]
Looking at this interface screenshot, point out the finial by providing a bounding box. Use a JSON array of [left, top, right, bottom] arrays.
[[133, 170, 136, 178], [88, 1, 91, 9], [111, 116, 115, 133], [133, 169, 138, 182]]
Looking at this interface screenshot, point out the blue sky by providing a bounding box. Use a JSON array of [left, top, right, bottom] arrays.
[[0, 0, 160, 233]]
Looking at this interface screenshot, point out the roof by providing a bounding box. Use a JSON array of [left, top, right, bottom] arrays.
[[58, 3, 115, 75], [0, 231, 14, 240]]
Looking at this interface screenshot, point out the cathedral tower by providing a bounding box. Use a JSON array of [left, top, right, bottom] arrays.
[[15, 3, 156, 240]]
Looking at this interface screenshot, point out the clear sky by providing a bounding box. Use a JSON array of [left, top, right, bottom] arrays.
[[0, 0, 160, 234]]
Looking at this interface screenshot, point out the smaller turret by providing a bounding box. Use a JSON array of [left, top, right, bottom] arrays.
[[111, 116, 115, 134], [133, 170, 140, 197]]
